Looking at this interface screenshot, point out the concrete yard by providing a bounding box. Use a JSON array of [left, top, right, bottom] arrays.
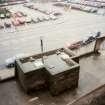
[[0, 2, 105, 105]]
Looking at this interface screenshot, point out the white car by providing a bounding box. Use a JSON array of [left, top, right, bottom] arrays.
[[97, 9, 105, 15], [5, 53, 28, 67], [0, 14, 5, 19], [32, 17, 39, 23], [25, 17, 32, 23], [44, 16, 50, 21], [50, 15, 57, 20]]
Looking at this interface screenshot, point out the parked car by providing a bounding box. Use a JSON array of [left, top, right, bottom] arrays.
[[0, 21, 4, 29], [90, 8, 98, 13], [53, 12, 62, 16], [50, 15, 57, 20], [25, 17, 32, 23], [5, 53, 27, 67], [4, 19, 11, 28], [32, 17, 40, 23], [82, 32, 101, 45], [12, 19, 20, 26], [17, 18, 25, 25], [95, 31, 101, 38], [21, 12, 27, 17], [83, 6, 92, 12], [0, 13, 5, 19], [97, 9, 105, 15], [44, 16, 50, 21], [5, 12, 11, 18], [92, 31, 101, 39], [15, 11, 23, 17], [37, 17, 43, 22], [66, 41, 82, 49]]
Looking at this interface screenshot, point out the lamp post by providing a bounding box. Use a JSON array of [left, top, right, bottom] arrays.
[[40, 36, 44, 63]]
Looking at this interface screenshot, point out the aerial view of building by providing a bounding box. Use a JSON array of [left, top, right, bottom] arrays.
[[0, 0, 105, 105]]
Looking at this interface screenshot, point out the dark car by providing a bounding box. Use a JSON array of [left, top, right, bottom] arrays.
[[4, 20, 11, 28], [81, 32, 101, 45], [95, 31, 101, 38]]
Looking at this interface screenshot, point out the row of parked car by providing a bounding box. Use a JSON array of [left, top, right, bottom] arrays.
[[68, 0, 105, 8], [24, 3, 62, 17], [66, 32, 101, 49], [53, 2, 105, 15], [0, 9, 27, 19], [71, 3, 105, 15], [0, 14, 58, 29], [68, 0, 105, 14], [0, 0, 27, 7]]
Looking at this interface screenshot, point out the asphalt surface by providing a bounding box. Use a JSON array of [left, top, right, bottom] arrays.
[[0, 3, 105, 66]]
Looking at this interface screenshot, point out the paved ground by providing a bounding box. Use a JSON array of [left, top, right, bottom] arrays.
[[0, 52, 105, 105], [0, 3, 105, 66]]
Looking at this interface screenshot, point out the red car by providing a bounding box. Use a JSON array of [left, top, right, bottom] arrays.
[[12, 19, 20, 26], [15, 11, 23, 17], [65, 41, 81, 49], [17, 18, 25, 24]]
